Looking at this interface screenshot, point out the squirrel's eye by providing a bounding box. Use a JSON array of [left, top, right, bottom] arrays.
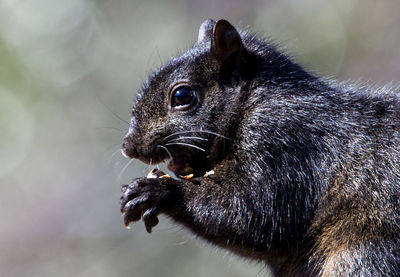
[[171, 86, 197, 111]]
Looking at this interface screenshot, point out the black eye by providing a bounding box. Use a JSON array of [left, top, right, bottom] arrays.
[[171, 86, 197, 111]]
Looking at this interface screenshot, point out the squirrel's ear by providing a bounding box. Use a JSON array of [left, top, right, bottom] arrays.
[[211, 19, 244, 61], [198, 19, 216, 42]]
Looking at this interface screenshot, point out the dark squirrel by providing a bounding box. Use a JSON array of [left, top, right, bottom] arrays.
[[120, 19, 400, 276]]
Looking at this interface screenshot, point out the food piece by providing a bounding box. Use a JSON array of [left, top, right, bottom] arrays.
[[204, 170, 215, 177], [179, 173, 194, 180], [146, 168, 171, 179]]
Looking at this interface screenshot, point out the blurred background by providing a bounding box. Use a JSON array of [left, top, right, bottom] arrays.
[[1, 0, 399, 276]]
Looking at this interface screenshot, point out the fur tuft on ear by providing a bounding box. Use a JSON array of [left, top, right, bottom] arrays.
[[198, 19, 216, 43]]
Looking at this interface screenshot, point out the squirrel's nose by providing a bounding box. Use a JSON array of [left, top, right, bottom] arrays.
[[121, 135, 139, 159]]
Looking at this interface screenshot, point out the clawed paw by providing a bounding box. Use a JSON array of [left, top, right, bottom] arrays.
[[120, 177, 170, 233]]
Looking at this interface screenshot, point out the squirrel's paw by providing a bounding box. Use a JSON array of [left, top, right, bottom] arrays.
[[120, 177, 171, 233]]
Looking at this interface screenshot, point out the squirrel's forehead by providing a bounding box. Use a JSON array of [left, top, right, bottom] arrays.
[[148, 60, 197, 85], [138, 43, 210, 98]]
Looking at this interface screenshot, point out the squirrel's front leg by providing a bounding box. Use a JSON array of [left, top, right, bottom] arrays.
[[121, 165, 249, 240], [120, 166, 260, 251], [120, 174, 183, 233]]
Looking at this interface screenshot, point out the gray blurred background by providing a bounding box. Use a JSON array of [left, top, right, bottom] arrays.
[[1, 0, 399, 276]]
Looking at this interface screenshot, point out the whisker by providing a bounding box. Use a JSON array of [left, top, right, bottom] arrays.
[[111, 148, 123, 159], [163, 130, 231, 141], [169, 136, 208, 142], [157, 145, 173, 160], [104, 141, 123, 151], [103, 145, 123, 166], [118, 158, 134, 180], [95, 127, 125, 132], [163, 131, 195, 140], [194, 130, 232, 141], [149, 157, 153, 172], [97, 96, 130, 126], [165, 142, 206, 152]]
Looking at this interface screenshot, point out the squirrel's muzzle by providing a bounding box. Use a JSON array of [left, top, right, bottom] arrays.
[[121, 135, 139, 159]]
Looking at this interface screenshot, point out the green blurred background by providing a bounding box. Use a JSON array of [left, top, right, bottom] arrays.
[[1, 0, 399, 276]]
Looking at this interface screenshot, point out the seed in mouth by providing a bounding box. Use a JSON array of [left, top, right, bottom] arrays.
[[180, 173, 194, 179], [204, 170, 215, 177], [145, 168, 215, 180]]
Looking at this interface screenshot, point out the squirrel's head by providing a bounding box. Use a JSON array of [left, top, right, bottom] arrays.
[[123, 18, 314, 179], [122, 19, 313, 178], [122, 19, 255, 178]]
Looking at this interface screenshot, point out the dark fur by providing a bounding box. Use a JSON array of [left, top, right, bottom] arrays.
[[120, 19, 400, 276]]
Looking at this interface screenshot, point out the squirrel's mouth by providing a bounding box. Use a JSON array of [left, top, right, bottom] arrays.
[[167, 150, 211, 179]]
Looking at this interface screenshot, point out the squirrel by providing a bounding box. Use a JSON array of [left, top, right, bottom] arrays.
[[120, 19, 400, 276]]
